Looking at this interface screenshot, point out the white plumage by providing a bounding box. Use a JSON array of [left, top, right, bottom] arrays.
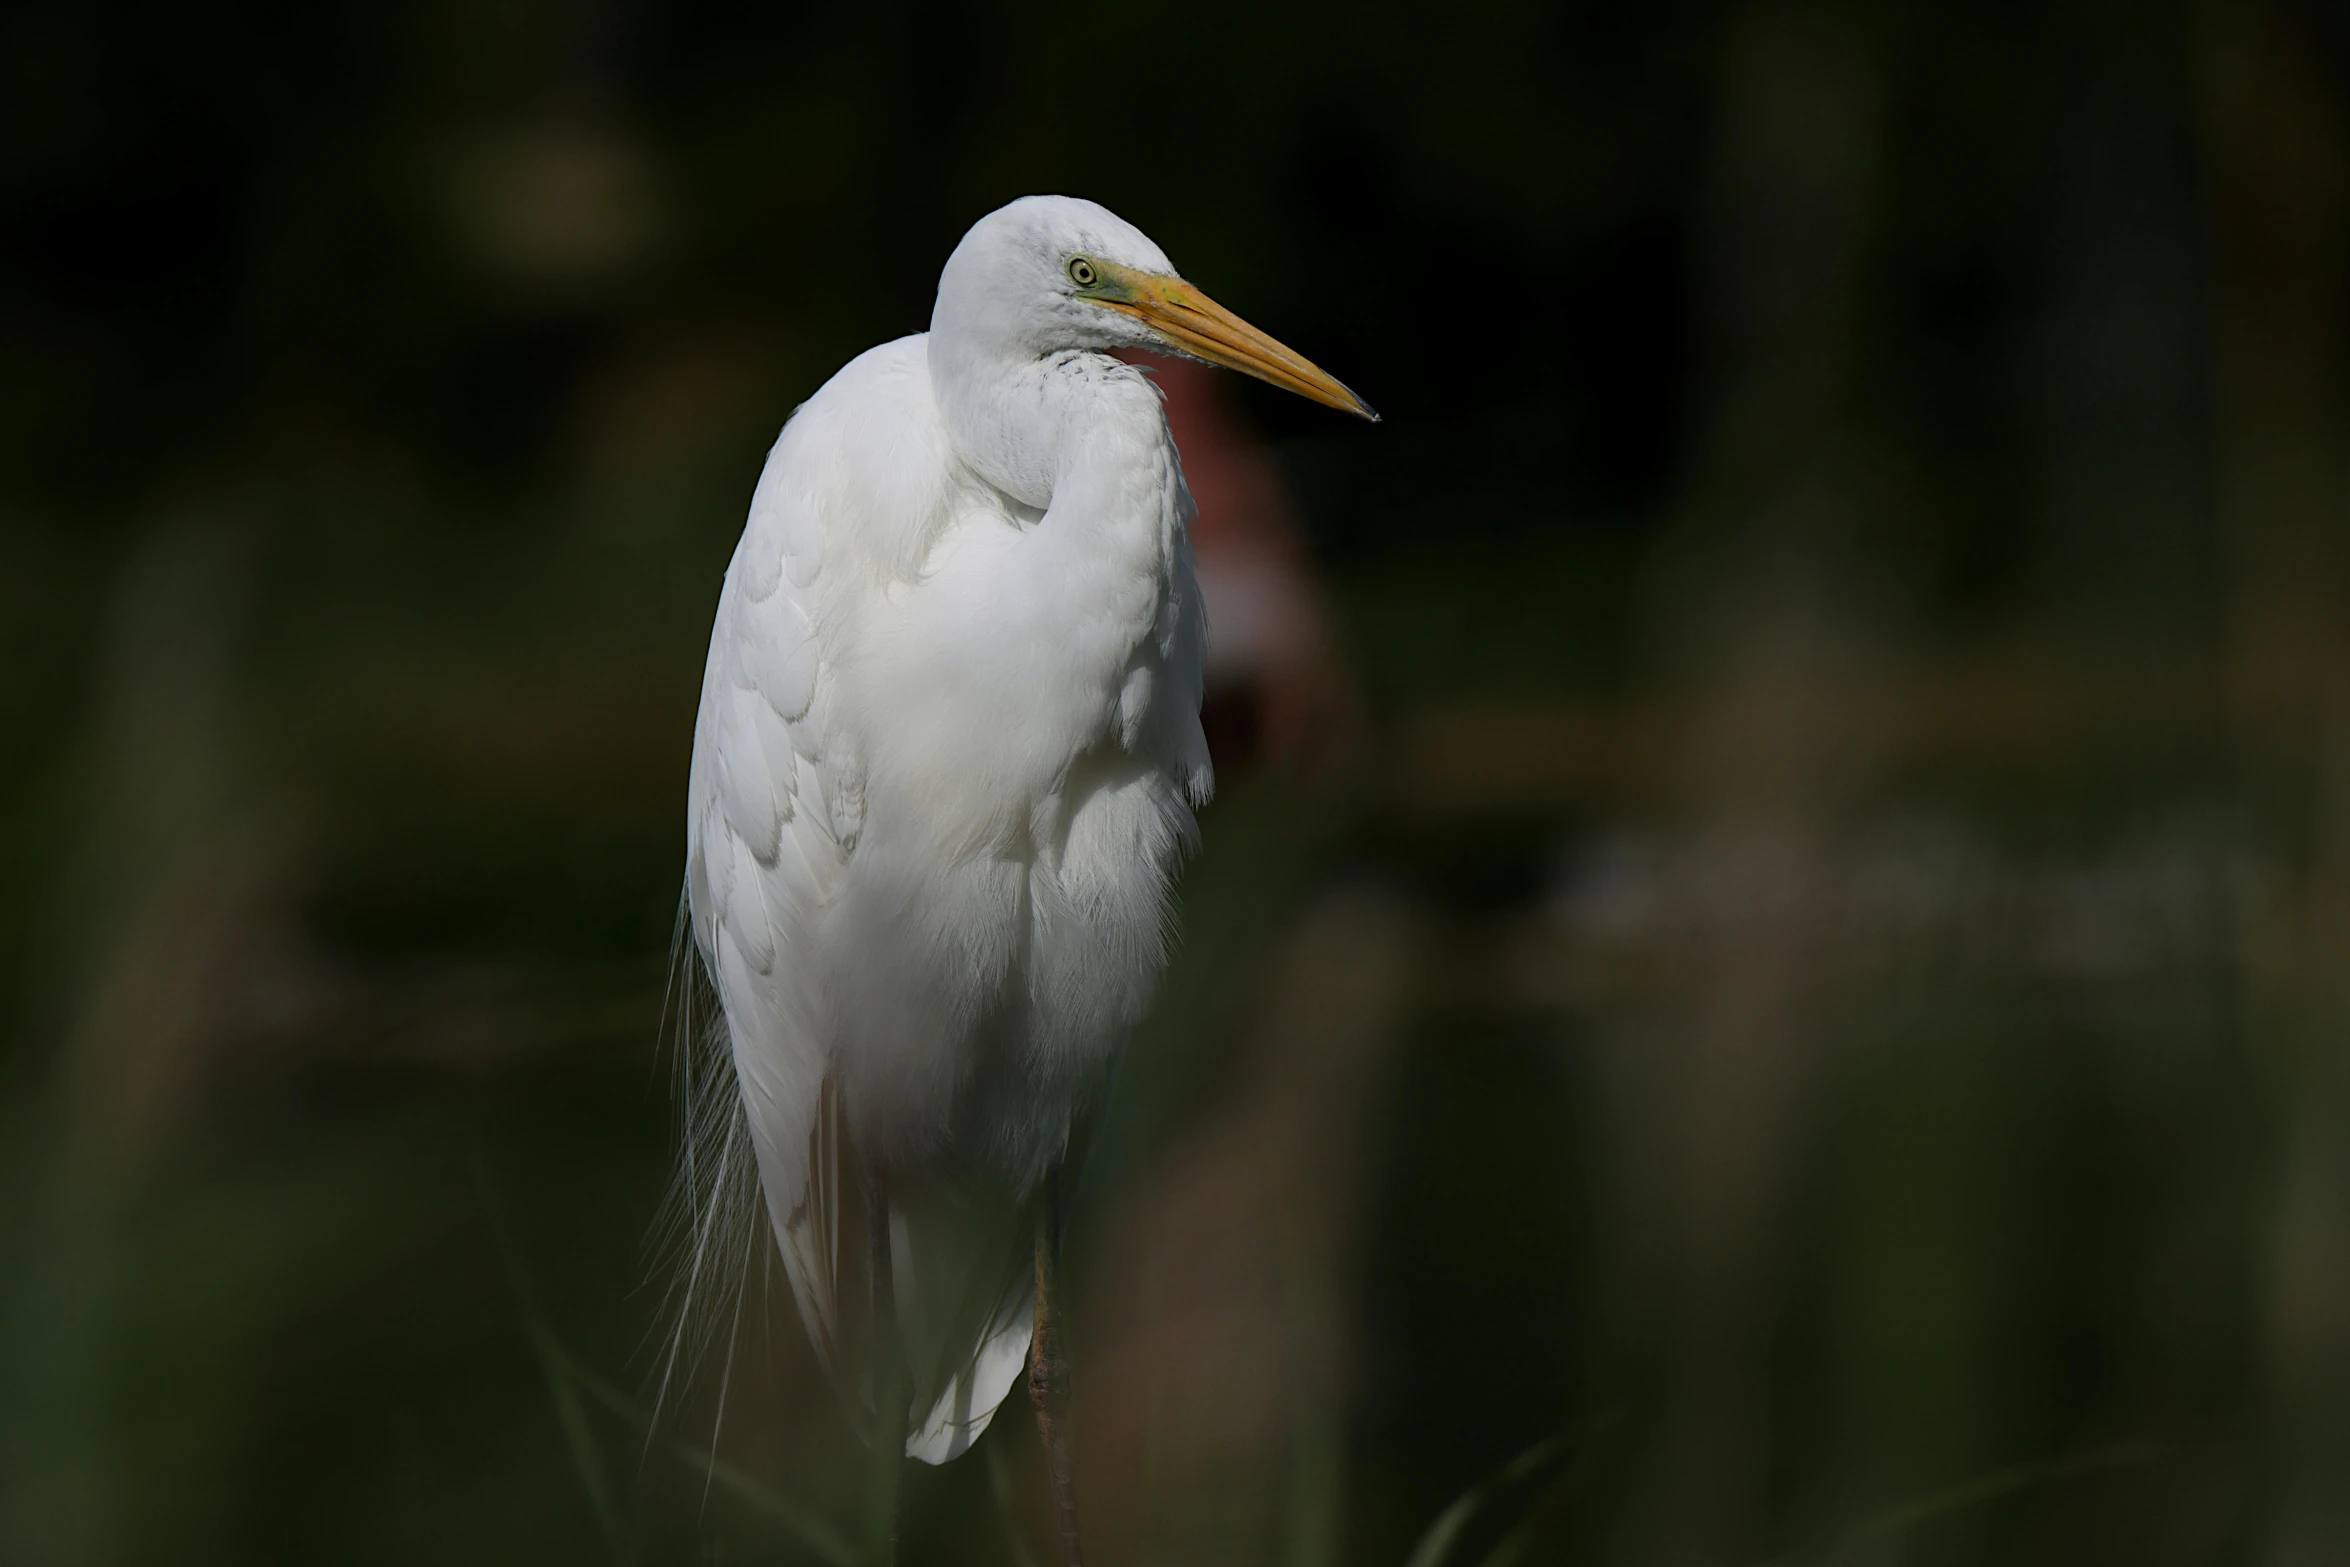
[[678, 195, 1372, 1475]]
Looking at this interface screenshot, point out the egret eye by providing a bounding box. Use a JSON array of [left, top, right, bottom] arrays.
[[1066, 256, 1098, 288]]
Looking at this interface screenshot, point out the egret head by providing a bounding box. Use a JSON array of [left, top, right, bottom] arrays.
[[933, 195, 1377, 421]]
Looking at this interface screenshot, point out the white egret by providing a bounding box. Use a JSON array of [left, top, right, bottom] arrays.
[[677, 194, 1373, 1564]]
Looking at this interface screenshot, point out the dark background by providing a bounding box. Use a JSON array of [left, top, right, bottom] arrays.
[[5, 2, 2350, 1563]]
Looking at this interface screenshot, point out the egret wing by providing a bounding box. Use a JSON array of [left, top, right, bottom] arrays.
[[684, 339, 1044, 1460], [684, 423, 863, 1422]]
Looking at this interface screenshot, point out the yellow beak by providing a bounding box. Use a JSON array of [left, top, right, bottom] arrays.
[[1089, 264, 1379, 421]]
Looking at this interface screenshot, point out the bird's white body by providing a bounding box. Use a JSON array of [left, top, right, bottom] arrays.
[[684, 199, 1213, 1460]]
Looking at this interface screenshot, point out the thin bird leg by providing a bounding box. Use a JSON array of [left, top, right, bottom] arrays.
[[865, 1170, 904, 1567], [1029, 1175, 1085, 1567]]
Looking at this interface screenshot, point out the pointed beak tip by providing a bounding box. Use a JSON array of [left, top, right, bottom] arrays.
[[1105, 266, 1383, 429]]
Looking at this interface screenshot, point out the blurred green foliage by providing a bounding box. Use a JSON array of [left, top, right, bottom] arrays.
[[4, 1, 2350, 1564]]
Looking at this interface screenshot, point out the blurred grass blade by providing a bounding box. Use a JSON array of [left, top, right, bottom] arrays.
[[525, 1314, 634, 1566], [548, 1339, 858, 1567], [475, 1149, 634, 1567], [477, 1146, 851, 1567], [1799, 1442, 2157, 1565], [1474, 1523, 1535, 1567], [1402, 1412, 1616, 1567]]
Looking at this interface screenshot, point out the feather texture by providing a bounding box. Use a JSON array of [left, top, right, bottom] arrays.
[[679, 197, 1214, 1461]]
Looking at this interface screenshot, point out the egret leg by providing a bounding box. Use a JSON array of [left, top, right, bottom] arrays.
[[1028, 1176, 1084, 1567], [866, 1172, 903, 1567]]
